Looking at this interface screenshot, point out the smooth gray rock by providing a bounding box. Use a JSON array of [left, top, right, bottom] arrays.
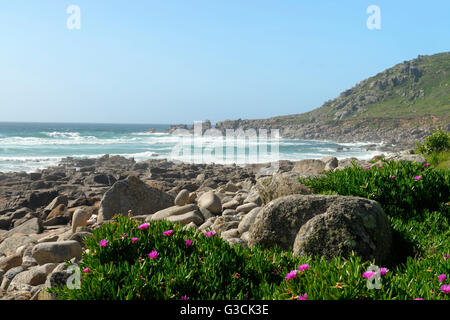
[[197, 191, 222, 215], [31, 241, 82, 265], [149, 204, 198, 221], [166, 210, 204, 226], [98, 176, 174, 223], [237, 207, 261, 235], [174, 189, 190, 206]]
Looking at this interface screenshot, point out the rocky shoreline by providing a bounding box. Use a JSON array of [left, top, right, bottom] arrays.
[[0, 151, 426, 300]]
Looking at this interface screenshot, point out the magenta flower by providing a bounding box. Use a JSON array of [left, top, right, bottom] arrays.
[[444, 254, 449, 260], [120, 233, 127, 239], [181, 295, 189, 300], [297, 293, 308, 300], [131, 237, 138, 243], [363, 271, 376, 279], [163, 229, 173, 236], [380, 268, 388, 277], [414, 298, 424, 300], [424, 163, 430, 167], [440, 284, 450, 294], [138, 222, 150, 230], [438, 274, 446, 283], [204, 230, 216, 237], [414, 176, 422, 180], [98, 239, 108, 247], [363, 166, 370, 171], [298, 264, 310, 272], [148, 250, 159, 260], [390, 175, 396, 179], [285, 270, 297, 280], [185, 239, 193, 246], [83, 267, 90, 273]]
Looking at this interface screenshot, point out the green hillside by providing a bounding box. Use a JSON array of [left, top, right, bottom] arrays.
[[276, 52, 450, 123]]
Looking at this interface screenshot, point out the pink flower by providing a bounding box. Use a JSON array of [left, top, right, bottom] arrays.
[[444, 254, 449, 260], [83, 267, 90, 273], [438, 274, 446, 283], [138, 222, 150, 230], [391, 175, 396, 179], [98, 239, 108, 247], [120, 233, 127, 239], [414, 176, 422, 180], [363, 166, 370, 170], [185, 239, 193, 246], [163, 229, 173, 236], [440, 284, 450, 294], [131, 237, 138, 243], [181, 295, 189, 300], [204, 230, 216, 237], [297, 293, 308, 300], [414, 298, 424, 300], [298, 264, 309, 272], [148, 250, 159, 260], [285, 270, 297, 280], [363, 271, 376, 279], [424, 163, 430, 167], [380, 268, 388, 277]]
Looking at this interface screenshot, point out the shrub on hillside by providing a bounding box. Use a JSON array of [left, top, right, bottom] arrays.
[[416, 128, 450, 155]]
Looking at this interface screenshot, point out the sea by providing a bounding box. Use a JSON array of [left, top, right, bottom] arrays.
[[0, 122, 382, 173]]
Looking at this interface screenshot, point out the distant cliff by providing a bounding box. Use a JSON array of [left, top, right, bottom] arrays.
[[214, 52, 450, 150]]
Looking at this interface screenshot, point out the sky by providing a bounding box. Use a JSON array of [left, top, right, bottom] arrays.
[[0, 0, 448, 124]]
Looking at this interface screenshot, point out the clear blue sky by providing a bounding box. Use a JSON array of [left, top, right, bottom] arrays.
[[0, 0, 448, 124]]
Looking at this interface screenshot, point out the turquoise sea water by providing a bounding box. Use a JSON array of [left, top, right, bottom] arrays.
[[0, 122, 381, 172]]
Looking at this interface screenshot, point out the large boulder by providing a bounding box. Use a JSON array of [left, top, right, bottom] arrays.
[[31, 241, 82, 265], [256, 172, 311, 205], [44, 196, 68, 212], [6, 218, 43, 237], [248, 194, 392, 264], [0, 235, 36, 256], [174, 189, 190, 206], [197, 191, 222, 215], [7, 263, 57, 291], [166, 210, 204, 226], [0, 254, 22, 273], [292, 159, 326, 174], [98, 176, 174, 223], [237, 207, 261, 235], [149, 204, 198, 221]]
